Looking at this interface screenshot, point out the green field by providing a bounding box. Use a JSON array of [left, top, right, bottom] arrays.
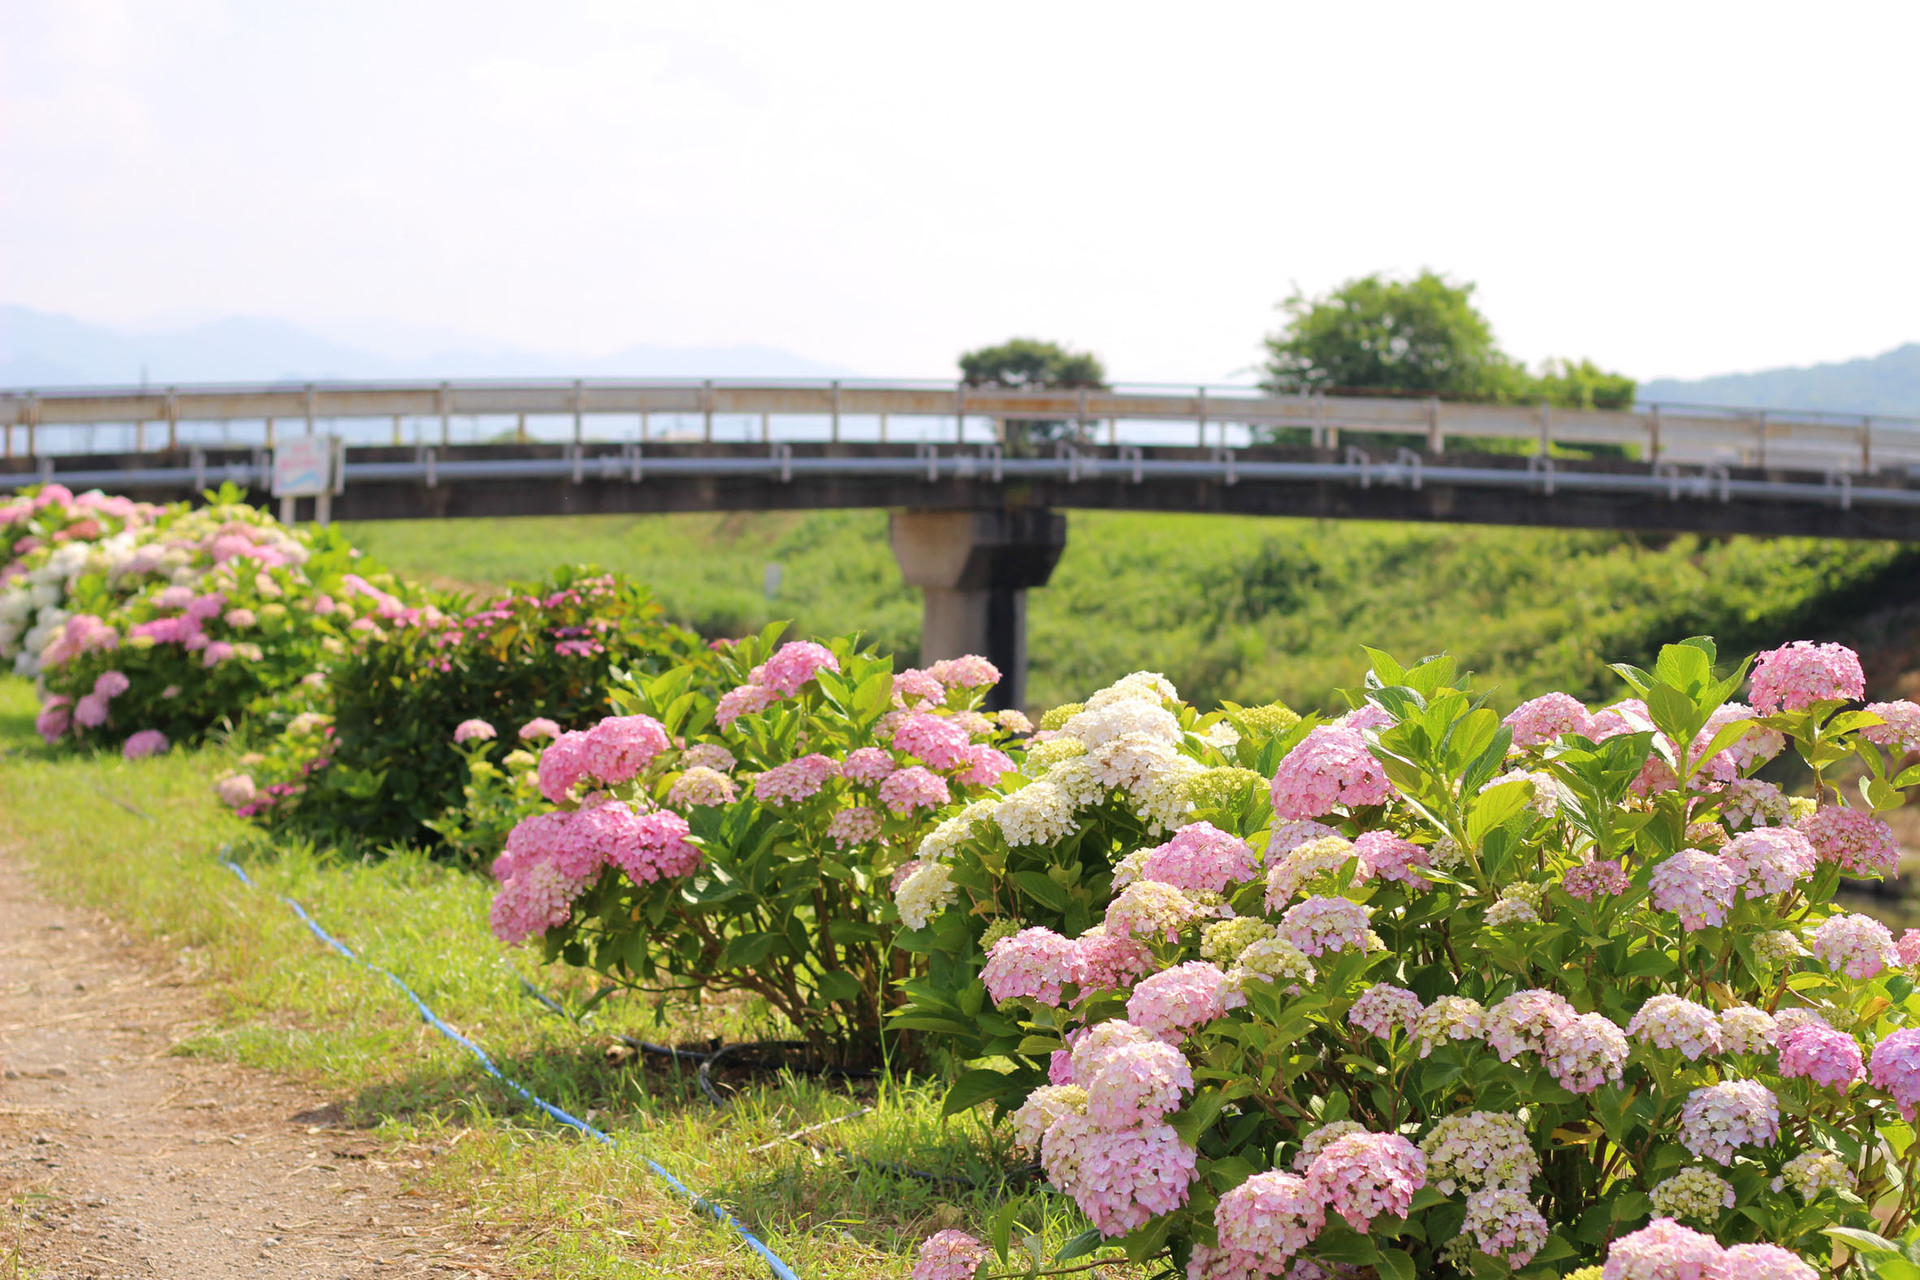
[[344, 510, 1918, 713]]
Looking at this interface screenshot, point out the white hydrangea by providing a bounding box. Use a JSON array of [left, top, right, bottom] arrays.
[[916, 799, 998, 862], [1022, 736, 1087, 776], [1084, 671, 1179, 710], [1061, 699, 1182, 750], [1132, 755, 1207, 834], [1088, 731, 1182, 792], [1486, 769, 1557, 818], [1043, 756, 1109, 808], [995, 782, 1079, 846], [894, 862, 958, 929]]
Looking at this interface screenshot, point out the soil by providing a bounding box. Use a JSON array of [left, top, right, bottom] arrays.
[[0, 859, 507, 1278]]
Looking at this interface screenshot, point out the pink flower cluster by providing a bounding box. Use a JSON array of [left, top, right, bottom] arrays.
[[492, 800, 698, 943], [1137, 822, 1260, 893], [1628, 995, 1723, 1060], [1302, 1131, 1426, 1233], [536, 714, 671, 801], [1280, 896, 1372, 957], [1749, 641, 1865, 713], [1352, 830, 1429, 887], [1809, 912, 1898, 979], [1648, 849, 1738, 930], [1863, 699, 1920, 755], [752, 753, 841, 805], [878, 765, 950, 815], [1677, 1079, 1779, 1164], [840, 746, 895, 783], [1206, 1171, 1325, 1274], [1564, 859, 1630, 901], [982, 928, 1081, 1006], [1502, 692, 1591, 748], [1347, 983, 1421, 1039], [1871, 1029, 1920, 1120], [892, 712, 973, 770], [1721, 828, 1815, 898], [1127, 961, 1238, 1041], [1269, 726, 1392, 819], [1778, 1023, 1865, 1090], [122, 728, 169, 759], [1797, 806, 1900, 877], [453, 718, 496, 744], [910, 1230, 986, 1280], [1601, 1218, 1815, 1280]]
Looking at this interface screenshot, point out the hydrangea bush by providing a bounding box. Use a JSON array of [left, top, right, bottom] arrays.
[[1, 483, 164, 674], [486, 630, 1027, 1058], [226, 566, 708, 858], [899, 638, 1920, 1279]]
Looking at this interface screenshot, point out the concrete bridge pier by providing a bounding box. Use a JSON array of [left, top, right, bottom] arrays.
[[888, 508, 1068, 712]]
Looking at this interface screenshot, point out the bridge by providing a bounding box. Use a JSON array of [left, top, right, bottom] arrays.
[[5, 378, 1917, 707]]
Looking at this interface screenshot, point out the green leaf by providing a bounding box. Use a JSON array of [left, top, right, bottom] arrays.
[[989, 1200, 1018, 1263], [941, 1067, 1018, 1116], [852, 669, 894, 722], [1374, 1248, 1416, 1280], [1827, 1227, 1902, 1256], [1361, 646, 1406, 687], [816, 969, 864, 1004], [1467, 780, 1532, 848], [1012, 870, 1069, 911], [1653, 640, 1713, 692], [1169, 1090, 1229, 1147], [1054, 1228, 1104, 1263]]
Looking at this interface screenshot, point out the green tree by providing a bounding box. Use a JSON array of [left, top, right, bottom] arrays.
[[958, 338, 1108, 452]]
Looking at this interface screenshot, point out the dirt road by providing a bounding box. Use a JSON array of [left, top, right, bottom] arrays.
[[0, 859, 505, 1278]]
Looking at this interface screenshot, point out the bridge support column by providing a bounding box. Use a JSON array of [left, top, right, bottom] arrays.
[[888, 508, 1067, 712]]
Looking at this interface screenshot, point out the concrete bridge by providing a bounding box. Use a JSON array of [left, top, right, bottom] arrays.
[[6, 378, 1918, 707]]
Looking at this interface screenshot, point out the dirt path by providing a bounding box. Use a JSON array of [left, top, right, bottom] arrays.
[[0, 859, 506, 1278]]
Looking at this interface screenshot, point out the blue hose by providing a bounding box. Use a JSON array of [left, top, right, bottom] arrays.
[[219, 858, 801, 1280]]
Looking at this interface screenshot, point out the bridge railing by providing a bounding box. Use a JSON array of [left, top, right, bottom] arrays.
[[1, 378, 1915, 477]]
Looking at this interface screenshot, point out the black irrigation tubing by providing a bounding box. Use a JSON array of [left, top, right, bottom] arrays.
[[210, 854, 801, 1280]]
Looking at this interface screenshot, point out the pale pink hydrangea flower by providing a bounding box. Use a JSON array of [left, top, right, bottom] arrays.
[[1650, 1167, 1735, 1222], [1749, 641, 1865, 713], [1269, 726, 1391, 819], [1347, 983, 1422, 1040], [1542, 1013, 1629, 1093], [1009, 1084, 1086, 1154], [1692, 701, 1786, 781], [453, 718, 496, 744], [1709, 1244, 1816, 1280], [1043, 1116, 1197, 1235], [840, 746, 896, 784], [74, 692, 110, 728], [567, 802, 699, 883], [1564, 859, 1630, 901], [122, 729, 168, 758], [1601, 1217, 1724, 1278], [1863, 700, 1920, 755], [1798, 806, 1900, 877], [1127, 961, 1238, 1041], [488, 860, 585, 944], [1412, 996, 1486, 1057], [715, 682, 778, 729], [1809, 912, 1899, 979], [1086, 731, 1179, 791], [752, 753, 840, 805], [1082, 1039, 1193, 1129], [537, 731, 592, 803], [893, 668, 947, 707], [1352, 830, 1429, 887], [93, 670, 130, 698], [1067, 1020, 1159, 1079], [826, 806, 881, 848], [682, 742, 735, 771], [200, 640, 237, 667], [1900, 929, 1920, 968], [1138, 822, 1259, 893], [1721, 777, 1791, 831], [1211, 1171, 1324, 1269], [1459, 1188, 1549, 1268], [1869, 1029, 1920, 1120], [667, 766, 737, 807], [879, 765, 951, 815], [1648, 849, 1739, 930], [955, 743, 1016, 787], [1718, 1005, 1779, 1055], [1336, 703, 1394, 733], [1629, 995, 1723, 1060], [982, 927, 1078, 1006], [1105, 880, 1201, 942], [1068, 928, 1155, 993], [1419, 1111, 1538, 1193], [1303, 1132, 1426, 1233], [1721, 827, 1816, 898], [581, 714, 669, 785], [1778, 1023, 1864, 1090], [1502, 692, 1591, 749], [1267, 820, 1341, 863], [34, 696, 71, 743], [911, 1229, 987, 1280], [216, 774, 257, 808], [1265, 837, 1359, 909], [890, 712, 973, 770], [1772, 1007, 1831, 1036], [757, 641, 840, 696], [1483, 989, 1574, 1062], [518, 717, 561, 741], [1776, 1150, 1854, 1201], [928, 654, 1000, 688], [1280, 896, 1373, 958], [1290, 1121, 1365, 1173], [1678, 1080, 1779, 1165]]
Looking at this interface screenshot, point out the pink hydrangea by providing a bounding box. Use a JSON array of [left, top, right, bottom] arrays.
[[1810, 912, 1899, 979], [753, 753, 840, 805], [911, 1230, 986, 1280], [1629, 995, 1723, 1060], [1900, 929, 1920, 968], [982, 927, 1078, 1006], [893, 668, 947, 707], [200, 640, 237, 667], [1648, 849, 1739, 930], [891, 712, 974, 771], [1347, 983, 1421, 1039], [755, 641, 839, 696], [1718, 1005, 1779, 1055], [927, 654, 1000, 688], [1138, 822, 1260, 893], [1502, 692, 1591, 748], [840, 746, 897, 784], [1127, 961, 1237, 1040], [1267, 820, 1341, 862], [1303, 1131, 1426, 1233], [826, 805, 881, 848], [34, 696, 71, 743], [122, 729, 168, 759], [1864, 1029, 1920, 1123], [682, 743, 735, 772], [518, 717, 561, 741], [1083, 1039, 1193, 1129], [1460, 1188, 1550, 1268], [488, 860, 585, 944], [453, 718, 496, 744], [1693, 702, 1786, 781], [1678, 1080, 1779, 1165], [1211, 1171, 1324, 1268], [1542, 1012, 1629, 1093], [1057, 1118, 1197, 1236], [1068, 929, 1155, 992], [1564, 859, 1630, 901], [879, 765, 950, 815], [581, 714, 669, 785], [1709, 1245, 1816, 1280], [74, 692, 110, 728], [1105, 880, 1201, 943], [1280, 896, 1373, 958], [1337, 703, 1395, 733], [1798, 806, 1900, 878], [1352, 830, 1430, 887], [1722, 828, 1816, 898], [536, 731, 591, 802], [1863, 700, 1920, 755], [1601, 1218, 1725, 1279], [1721, 777, 1791, 831], [1270, 727, 1391, 819], [93, 670, 130, 698], [667, 766, 738, 807], [1778, 1023, 1864, 1090], [1750, 641, 1865, 713], [1483, 989, 1575, 1062], [955, 744, 1016, 787], [715, 682, 778, 729]]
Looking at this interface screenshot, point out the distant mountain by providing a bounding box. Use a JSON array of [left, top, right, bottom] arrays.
[[0, 305, 863, 387], [1640, 344, 1920, 418]]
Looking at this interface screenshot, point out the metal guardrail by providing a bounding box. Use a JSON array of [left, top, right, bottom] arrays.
[[2, 377, 1914, 476]]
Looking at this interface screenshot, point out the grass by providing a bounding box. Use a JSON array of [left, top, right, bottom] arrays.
[[342, 510, 1917, 714], [0, 675, 1117, 1279]]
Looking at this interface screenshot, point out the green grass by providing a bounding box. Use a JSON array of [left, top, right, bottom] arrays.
[[0, 674, 1118, 1279], [343, 510, 1917, 713]]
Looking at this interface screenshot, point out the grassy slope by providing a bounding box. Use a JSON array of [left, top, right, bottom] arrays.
[[344, 510, 1915, 713], [0, 676, 1107, 1279]]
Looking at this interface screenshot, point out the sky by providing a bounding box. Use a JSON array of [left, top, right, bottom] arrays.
[[4, 1, 1918, 385]]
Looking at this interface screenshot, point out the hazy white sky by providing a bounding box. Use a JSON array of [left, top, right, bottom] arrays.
[[4, 1, 1916, 383]]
